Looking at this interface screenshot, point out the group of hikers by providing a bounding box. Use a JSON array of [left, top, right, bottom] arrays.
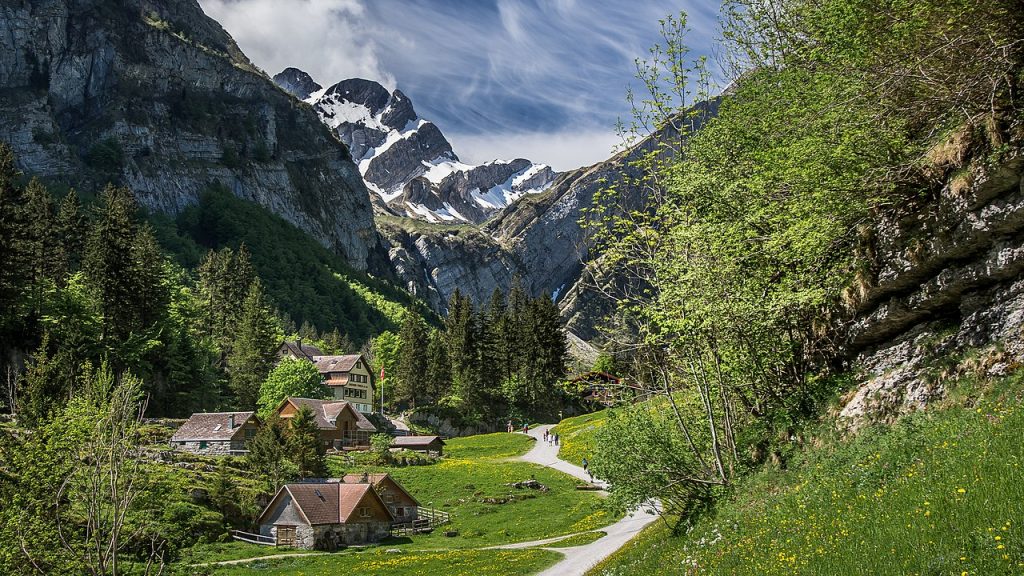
[[542, 428, 560, 446]]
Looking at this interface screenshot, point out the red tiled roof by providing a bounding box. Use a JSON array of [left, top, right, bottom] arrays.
[[262, 482, 394, 526], [342, 473, 420, 507]]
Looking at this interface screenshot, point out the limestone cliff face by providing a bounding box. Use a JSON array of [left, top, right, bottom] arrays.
[[0, 0, 388, 272], [838, 128, 1024, 429]]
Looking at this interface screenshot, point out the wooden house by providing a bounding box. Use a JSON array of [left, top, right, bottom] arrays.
[[274, 397, 377, 449], [311, 354, 375, 415]]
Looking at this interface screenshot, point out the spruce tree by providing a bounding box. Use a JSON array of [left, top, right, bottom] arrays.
[[83, 185, 139, 343], [246, 415, 294, 491], [396, 310, 428, 408], [0, 144, 28, 336], [425, 329, 451, 402], [22, 179, 55, 318], [55, 189, 86, 283], [228, 281, 281, 409], [286, 406, 327, 478]]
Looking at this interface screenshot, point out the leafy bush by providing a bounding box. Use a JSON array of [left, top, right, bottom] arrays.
[[85, 137, 124, 172]]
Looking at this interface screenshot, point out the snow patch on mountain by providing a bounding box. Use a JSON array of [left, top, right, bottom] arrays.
[[284, 70, 558, 224]]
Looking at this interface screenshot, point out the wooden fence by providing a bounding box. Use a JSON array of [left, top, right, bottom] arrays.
[[390, 507, 451, 537], [230, 529, 275, 546]]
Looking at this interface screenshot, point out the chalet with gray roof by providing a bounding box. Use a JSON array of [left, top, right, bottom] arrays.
[[311, 354, 375, 414], [274, 397, 377, 449], [170, 412, 260, 456], [257, 482, 394, 549]]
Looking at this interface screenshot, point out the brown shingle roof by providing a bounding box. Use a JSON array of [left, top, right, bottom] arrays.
[[391, 435, 444, 447], [263, 482, 394, 526], [170, 412, 257, 442], [342, 473, 420, 506], [311, 354, 362, 374], [283, 397, 377, 432]]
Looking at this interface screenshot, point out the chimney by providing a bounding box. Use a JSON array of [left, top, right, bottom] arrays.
[[296, 337, 303, 355], [228, 414, 235, 429]]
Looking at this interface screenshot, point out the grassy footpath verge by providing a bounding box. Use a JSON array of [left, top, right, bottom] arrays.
[[330, 432, 612, 550], [552, 410, 608, 467], [205, 548, 561, 576], [589, 374, 1024, 576]]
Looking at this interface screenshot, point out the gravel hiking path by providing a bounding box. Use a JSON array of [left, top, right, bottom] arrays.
[[513, 425, 660, 576]]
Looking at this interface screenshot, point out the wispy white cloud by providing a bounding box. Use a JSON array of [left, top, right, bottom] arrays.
[[199, 0, 395, 88], [198, 0, 721, 171], [449, 129, 623, 172]]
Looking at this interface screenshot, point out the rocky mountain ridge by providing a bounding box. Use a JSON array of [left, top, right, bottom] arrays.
[[0, 0, 388, 272], [281, 71, 557, 225]]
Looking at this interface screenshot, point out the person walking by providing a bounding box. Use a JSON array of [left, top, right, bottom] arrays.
[[554, 433, 559, 446], [507, 420, 513, 433], [582, 457, 589, 473]]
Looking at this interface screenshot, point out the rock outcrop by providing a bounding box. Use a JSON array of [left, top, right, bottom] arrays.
[[273, 67, 322, 100], [0, 0, 388, 272], [838, 129, 1024, 430]]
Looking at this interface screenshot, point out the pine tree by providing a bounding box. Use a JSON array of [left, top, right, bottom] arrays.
[[396, 310, 428, 408], [286, 406, 327, 478], [228, 281, 282, 409]]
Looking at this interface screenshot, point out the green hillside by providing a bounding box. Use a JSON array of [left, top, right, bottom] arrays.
[[589, 372, 1024, 575]]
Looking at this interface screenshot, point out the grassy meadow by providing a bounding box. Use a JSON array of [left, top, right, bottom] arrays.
[[589, 374, 1024, 576], [552, 410, 608, 467]]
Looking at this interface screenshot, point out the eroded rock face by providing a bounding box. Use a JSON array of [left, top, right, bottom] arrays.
[[0, 0, 387, 272], [838, 146, 1024, 430]]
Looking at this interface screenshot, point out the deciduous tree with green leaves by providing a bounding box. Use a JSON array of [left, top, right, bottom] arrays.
[[256, 357, 328, 417]]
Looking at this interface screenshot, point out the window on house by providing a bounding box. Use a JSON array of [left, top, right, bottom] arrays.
[[359, 507, 371, 518], [385, 493, 395, 503], [199, 441, 207, 449], [395, 507, 405, 517], [245, 429, 256, 439], [276, 525, 296, 546]]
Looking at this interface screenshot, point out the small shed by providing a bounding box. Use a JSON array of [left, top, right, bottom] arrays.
[[169, 412, 260, 456], [257, 482, 394, 549], [391, 435, 445, 456]]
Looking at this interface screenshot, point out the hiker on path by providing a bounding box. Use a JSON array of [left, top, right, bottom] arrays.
[[582, 457, 589, 473], [507, 420, 513, 433], [543, 430, 549, 443], [554, 433, 559, 446]]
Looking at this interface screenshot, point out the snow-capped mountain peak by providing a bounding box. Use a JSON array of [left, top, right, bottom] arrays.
[[276, 70, 557, 224]]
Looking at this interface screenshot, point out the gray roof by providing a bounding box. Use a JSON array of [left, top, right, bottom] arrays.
[[280, 340, 324, 360], [392, 435, 444, 447], [171, 412, 257, 442], [311, 354, 363, 374]]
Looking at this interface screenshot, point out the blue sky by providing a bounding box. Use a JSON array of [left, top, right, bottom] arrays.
[[199, 0, 722, 171]]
